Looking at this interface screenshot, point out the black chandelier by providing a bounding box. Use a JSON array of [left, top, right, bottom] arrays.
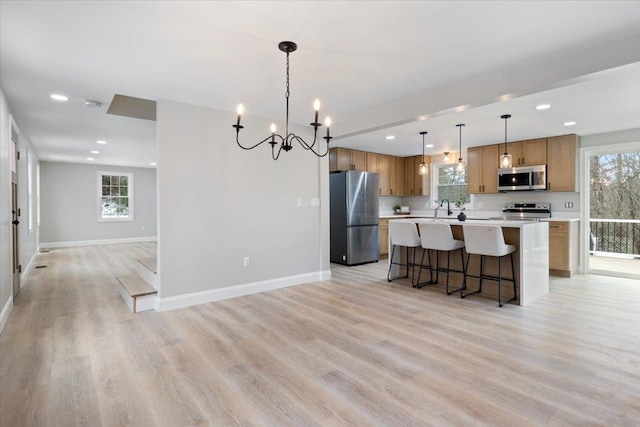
[[233, 41, 332, 160]]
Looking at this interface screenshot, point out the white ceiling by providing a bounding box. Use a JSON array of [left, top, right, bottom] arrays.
[[1, 1, 639, 168]]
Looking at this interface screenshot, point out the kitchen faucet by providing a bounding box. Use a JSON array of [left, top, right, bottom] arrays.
[[440, 199, 453, 216]]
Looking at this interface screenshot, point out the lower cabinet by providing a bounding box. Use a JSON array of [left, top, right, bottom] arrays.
[[379, 219, 389, 256], [548, 221, 579, 277]]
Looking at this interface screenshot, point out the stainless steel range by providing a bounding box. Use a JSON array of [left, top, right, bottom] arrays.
[[501, 202, 551, 220]]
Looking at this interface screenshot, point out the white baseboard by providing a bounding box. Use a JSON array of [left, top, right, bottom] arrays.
[[157, 270, 331, 312], [40, 236, 157, 249], [0, 296, 13, 335], [20, 248, 39, 285]]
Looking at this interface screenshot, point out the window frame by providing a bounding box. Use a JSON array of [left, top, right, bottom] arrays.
[[430, 161, 475, 210], [97, 171, 134, 222]]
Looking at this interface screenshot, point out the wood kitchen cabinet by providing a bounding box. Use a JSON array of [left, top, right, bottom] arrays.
[[548, 220, 579, 277], [506, 138, 547, 166], [466, 144, 499, 194], [379, 219, 389, 256], [547, 134, 579, 192], [329, 148, 366, 172], [414, 155, 430, 196], [389, 156, 403, 196], [366, 153, 392, 195]]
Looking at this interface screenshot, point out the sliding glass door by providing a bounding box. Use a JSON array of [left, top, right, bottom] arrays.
[[586, 148, 640, 279]]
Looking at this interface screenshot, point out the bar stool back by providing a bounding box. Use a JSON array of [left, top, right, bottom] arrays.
[[462, 225, 517, 307], [417, 222, 465, 294], [387, 222, 421, 287]]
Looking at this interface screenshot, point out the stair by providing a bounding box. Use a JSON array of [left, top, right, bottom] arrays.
[[117, 257, 158, 312]]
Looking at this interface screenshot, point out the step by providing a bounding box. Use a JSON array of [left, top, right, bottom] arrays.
[[136, 257, 157, 290], [117, 275, 157, 312]]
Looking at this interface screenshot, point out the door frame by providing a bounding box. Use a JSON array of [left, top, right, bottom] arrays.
[[580, 141, 640, 278], [10, 118, 20, 297]]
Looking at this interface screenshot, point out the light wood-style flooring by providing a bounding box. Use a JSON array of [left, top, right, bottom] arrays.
[[1, 243, 639, 426]]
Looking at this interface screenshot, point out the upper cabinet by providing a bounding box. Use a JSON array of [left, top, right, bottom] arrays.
[[329, 148, 366, 172], [403, 155, 430, 196], [505, 138, 547, 166], [547, 134, 579, 192], [467, 144, 499, 194]]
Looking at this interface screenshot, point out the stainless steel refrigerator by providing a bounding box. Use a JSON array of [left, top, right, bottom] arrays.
[[330, 171, 380, 265]]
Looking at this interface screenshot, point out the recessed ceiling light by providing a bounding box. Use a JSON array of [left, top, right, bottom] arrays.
[[96, 140, 107, 144], [150, 162, 157, 166], [84, 100, 102, 108], [385, 135, 395, 140], [425, 144, 434, 148], [91, 150, 100, 154], [50, 94, 68, 101], [536, 104, 551, 110], [87, 157, 94, 161], [563, 121, 577, 126]]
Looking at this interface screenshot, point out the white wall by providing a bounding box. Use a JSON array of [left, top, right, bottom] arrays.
[[0, 89, 40, 333], [39, 162, 156, 245], [156, 100, 329, 305]]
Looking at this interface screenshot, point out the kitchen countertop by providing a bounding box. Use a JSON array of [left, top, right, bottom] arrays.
[[381, 214, 579, 222], [389, 217, 549, 229]]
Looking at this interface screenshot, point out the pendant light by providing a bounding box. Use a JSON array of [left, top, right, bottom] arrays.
[[500, 114, 513, 168], [419, 131, 428, 175], [456, 123, 465, 173]]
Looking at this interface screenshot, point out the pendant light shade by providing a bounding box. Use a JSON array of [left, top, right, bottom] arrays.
[[456, 123, 465, 173], [500, 114, 513, 168], [419, 131, 428, 176]]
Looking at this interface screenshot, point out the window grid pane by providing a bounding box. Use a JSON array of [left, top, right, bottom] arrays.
[[99, 173, 131, 219]]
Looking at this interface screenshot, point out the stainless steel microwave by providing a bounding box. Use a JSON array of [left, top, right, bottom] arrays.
[[498, 165, 546, 191]]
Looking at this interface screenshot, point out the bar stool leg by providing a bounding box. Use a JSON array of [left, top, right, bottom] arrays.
[[498, 254, 503, 307], [461, 253, 481, 299], [387, 245, 396, 282], [511, 252, 517, 300]]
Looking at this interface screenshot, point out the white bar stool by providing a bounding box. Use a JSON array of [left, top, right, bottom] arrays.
[[417, 222, 466, 295], [462, 225, 517, 307], [387, 221, 422, 287]]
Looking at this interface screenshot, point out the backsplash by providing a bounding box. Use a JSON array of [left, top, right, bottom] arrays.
[[380, 191, 580, 217]]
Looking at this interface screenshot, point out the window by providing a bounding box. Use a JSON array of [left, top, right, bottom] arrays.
[[98, 171, 134, 221], [430, 163, 473, 209]]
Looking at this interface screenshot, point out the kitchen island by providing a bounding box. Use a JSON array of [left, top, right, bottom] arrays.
[[388, 219, 549, 305]]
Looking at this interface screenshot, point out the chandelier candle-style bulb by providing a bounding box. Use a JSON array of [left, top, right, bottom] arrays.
[[325, 117, 331, 138], [236, 104, 244, 127], [233, 41, 332, 160], [313, 99, 320, 125]]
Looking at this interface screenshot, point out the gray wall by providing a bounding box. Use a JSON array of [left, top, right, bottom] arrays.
[[156, 100, 329, 299], [40, 162, 156, 244]]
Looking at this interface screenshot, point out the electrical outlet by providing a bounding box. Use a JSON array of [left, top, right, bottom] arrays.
[[141, 225, 145, 230], [243, 257, 251, 267], [297, 198, 302, 207], [311, 197, 320, 207]]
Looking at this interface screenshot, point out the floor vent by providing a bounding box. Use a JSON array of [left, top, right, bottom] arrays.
[[35, 265, 47, 269], [40, 250, 50, 253]]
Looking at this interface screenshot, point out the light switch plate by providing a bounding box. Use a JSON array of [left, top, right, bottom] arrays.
[[296, 198, 302, 207]]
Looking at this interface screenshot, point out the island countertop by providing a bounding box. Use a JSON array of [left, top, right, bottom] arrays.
[[387, 218, 549, 305]]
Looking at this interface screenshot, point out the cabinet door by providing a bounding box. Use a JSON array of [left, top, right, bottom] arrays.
[[549, 231, 568, 270], [366, 152, 378, 173], [521, 138, 547, 166], [329, 147, 353, 172], [466, 146, 483, 194], [351, 150, 367, 171], [481, 145, 499, 193], [379, 219, 389, 256], [395, 157, 405, 196], [378, 155, 390, 195], [506, 142, 522, 166], [414, 155, 430, 196], [389, 156, 397, 195], [547, 135, 578, 192], [404, 156, 415, 196]]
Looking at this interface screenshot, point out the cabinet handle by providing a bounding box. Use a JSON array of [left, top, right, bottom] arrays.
[[522, 157, 525, 165], [549, 225, 560, 229], [390, 189, 393, 195], [379, 188, 381, 195]]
